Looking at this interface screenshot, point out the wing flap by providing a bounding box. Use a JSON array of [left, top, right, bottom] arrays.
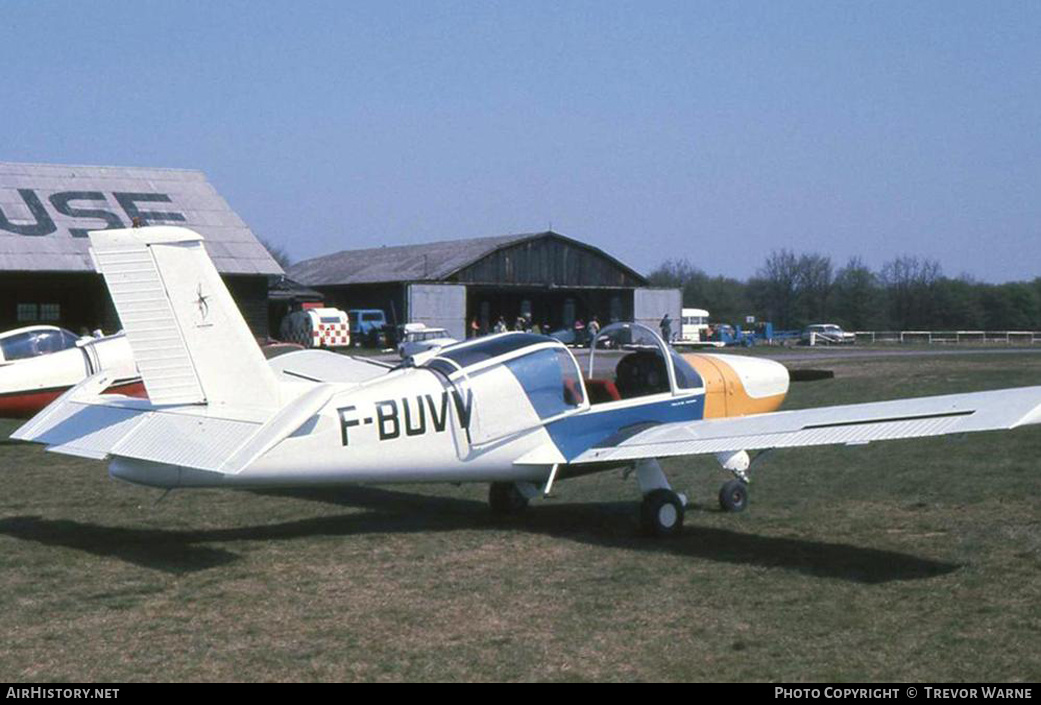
[[572, 386, 1041, 464]]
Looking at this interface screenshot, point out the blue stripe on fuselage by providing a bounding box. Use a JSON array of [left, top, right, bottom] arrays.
[[546, 392, 705, 462]]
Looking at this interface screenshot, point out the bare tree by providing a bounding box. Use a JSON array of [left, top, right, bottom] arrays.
[[832, 256, 881, 330], [880, 256, 942, 329], [754, 249, 801, 328], [258, 235, 293, 270], [796, 253, 833, 324]]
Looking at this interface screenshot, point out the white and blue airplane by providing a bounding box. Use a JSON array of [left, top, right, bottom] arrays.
[[13, 227, 1041, 536]]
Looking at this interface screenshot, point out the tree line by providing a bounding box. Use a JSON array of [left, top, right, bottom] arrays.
[[648, 251, 1041, 332]]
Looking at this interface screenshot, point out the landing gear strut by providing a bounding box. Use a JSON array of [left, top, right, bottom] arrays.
[[489, 482, 529, 516]]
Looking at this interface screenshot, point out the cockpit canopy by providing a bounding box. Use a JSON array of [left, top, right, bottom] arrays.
[[423, 332, 585, 418], [587, 322, 703, 403], [422, 333, 586, 444], [413, 326, 703, 447], [423, 324, 702, 411], [428, 333, 550, 370], [0, 326, 81, 363]]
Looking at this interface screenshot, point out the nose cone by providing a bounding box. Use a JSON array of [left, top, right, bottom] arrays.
[[683, 353, 789, 418], [711, 353, 790, 399]]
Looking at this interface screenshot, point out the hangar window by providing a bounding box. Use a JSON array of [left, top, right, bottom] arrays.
[[15, 303, 60, 323], [16, 303, 38, 322], [40, 303, 61, 321]]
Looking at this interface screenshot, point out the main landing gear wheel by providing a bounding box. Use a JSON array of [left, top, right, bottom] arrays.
[[640, 489, 685, 537], [719, 479, 749, 513], [489, 482, 529, 516]]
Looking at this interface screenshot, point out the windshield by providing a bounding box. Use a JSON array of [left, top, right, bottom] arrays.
[[669, 349, 703, 389]]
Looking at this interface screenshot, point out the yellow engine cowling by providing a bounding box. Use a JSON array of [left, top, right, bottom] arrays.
[[682, 353, 789, 419]]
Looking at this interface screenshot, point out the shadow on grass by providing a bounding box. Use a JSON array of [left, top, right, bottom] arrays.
[[0, 515, 239, 574], [0, 486, 960, 583]]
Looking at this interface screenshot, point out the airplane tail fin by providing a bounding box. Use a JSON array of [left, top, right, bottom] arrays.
[[88, 226, 280, 411]]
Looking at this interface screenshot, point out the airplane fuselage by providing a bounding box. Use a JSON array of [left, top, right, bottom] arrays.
[[109, 348, 790, 489]]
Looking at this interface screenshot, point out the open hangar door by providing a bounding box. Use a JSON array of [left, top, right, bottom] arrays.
[[406, 283, 467, 341], [465, 286, 633, 336], [633, 288, 681, 340]]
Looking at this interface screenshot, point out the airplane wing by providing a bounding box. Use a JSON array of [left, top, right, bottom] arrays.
[[569, 386, 1041, 465]]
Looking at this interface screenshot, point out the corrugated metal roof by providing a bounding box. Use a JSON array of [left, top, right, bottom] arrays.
[[288, 232, 534, 285], [0, 162, 282, 275], [288, 231, 646, 286]]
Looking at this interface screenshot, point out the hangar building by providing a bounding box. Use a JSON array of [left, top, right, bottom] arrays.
[[0, 162, 282, 336], [287, 231, 680, 340]]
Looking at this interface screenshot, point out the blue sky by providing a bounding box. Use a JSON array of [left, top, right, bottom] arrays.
[[2, 1, 1039, 281]]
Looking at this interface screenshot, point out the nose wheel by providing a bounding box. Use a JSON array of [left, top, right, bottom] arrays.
[[719, 479, 749, 512]]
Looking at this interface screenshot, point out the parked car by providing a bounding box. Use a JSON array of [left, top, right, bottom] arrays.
[[802, 323, 856, 345], [397, 323, 457, 359], [348, 309, 388, 347]]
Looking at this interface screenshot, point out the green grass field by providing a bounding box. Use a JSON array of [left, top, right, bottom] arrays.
[[1, 352, 1039, 682]]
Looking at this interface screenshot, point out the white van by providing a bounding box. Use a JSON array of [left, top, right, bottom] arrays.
[[680, 308, 710, 343]]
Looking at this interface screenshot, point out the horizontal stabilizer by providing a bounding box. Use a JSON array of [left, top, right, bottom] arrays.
[[109, 412, 263, 471], [19, 400, 147, 460], [13, 369, 340, 476], [17, 398, 263, 473]]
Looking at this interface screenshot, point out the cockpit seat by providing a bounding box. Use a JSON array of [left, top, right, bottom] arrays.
[[615, 351, 670, 399], [585, 378, 622, 404]]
